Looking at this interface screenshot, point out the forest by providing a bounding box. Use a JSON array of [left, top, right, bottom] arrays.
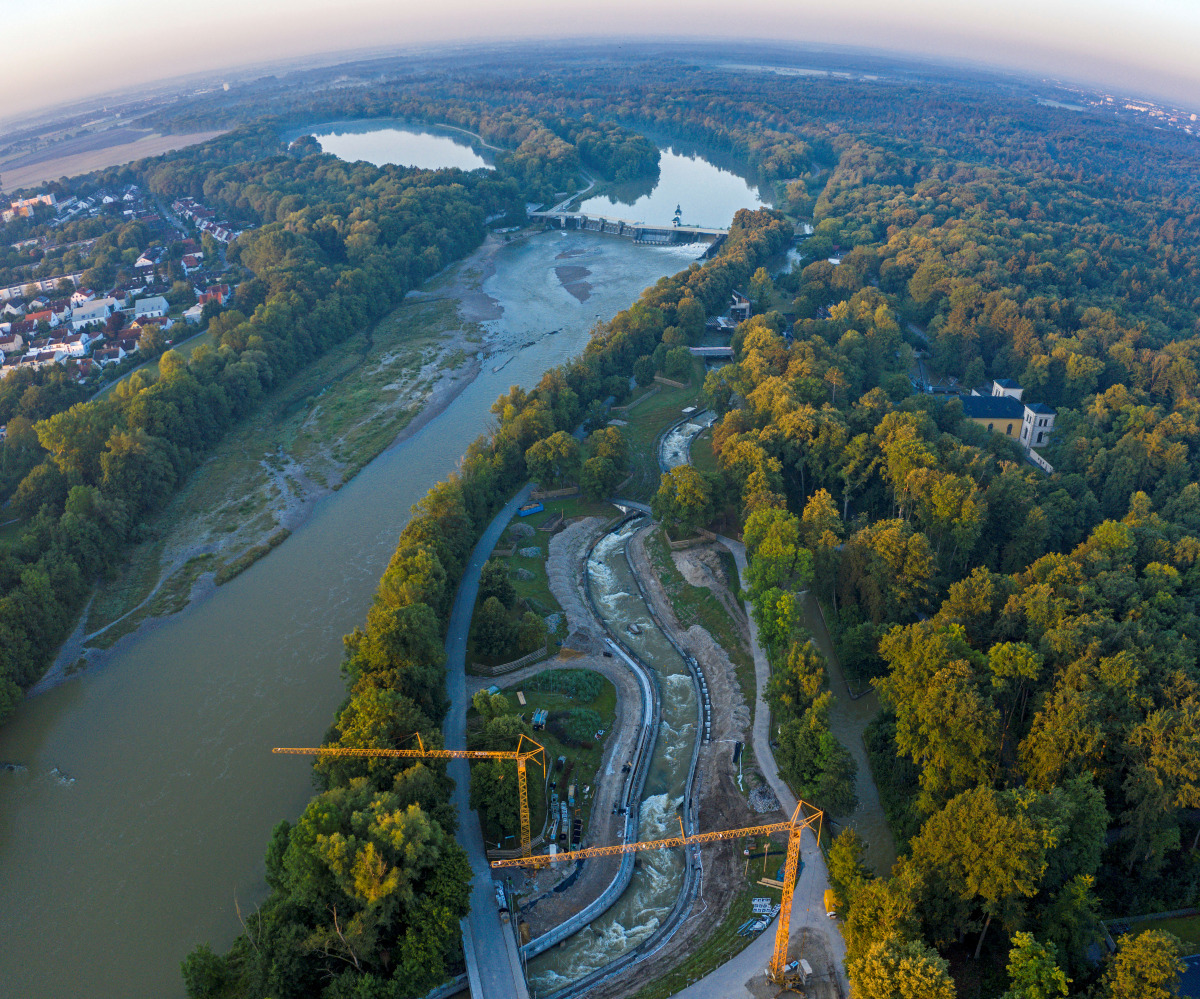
[[5, 50, 1199, 999]]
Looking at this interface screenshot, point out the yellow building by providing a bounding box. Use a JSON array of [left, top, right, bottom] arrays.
[[960, 379, 1055, 448]]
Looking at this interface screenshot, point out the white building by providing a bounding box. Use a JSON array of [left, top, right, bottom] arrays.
[[134, 296, 169, 319], [70, 298, 118, 331], [1021, 403, 1056, 449]]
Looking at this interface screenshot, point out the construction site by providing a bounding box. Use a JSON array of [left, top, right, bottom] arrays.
[[277, 469, 849, 999]]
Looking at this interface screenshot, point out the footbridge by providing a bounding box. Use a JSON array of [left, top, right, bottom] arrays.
[[530, 209, 727, 248]]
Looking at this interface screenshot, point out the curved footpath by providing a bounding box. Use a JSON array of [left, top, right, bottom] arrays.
[[445, 482, 535, 999]]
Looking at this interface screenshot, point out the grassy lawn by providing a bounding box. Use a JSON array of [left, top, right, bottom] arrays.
[[1112, 913, 1200, 952], [630, 833, 790, 999], [468, 669, 616, 849], [0, 518, 27, 545], [690, 425, 720, 476], [615, 358, 706, 501]]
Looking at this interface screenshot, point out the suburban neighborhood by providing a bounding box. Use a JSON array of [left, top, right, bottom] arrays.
[[0, 183, 245, 387]]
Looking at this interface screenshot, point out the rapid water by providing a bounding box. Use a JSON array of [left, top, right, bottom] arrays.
[[527, 524, 698, 996]]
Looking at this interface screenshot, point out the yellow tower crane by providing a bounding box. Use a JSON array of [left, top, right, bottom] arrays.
[[490, 800, 823, 984], [273, 733, 547, 858]]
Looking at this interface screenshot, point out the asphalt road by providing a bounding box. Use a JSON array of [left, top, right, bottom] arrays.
[[445, 483, 535, 999]]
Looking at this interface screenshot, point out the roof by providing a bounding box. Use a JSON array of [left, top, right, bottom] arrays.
[[961, 395, 1024, 420], [1025, 402, 1055, 414], [994, 378, 1021, 388]]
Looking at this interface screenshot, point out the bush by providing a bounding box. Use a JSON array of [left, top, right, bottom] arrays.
[[558, 708, 603, 742], [525, 669, 603, 700]]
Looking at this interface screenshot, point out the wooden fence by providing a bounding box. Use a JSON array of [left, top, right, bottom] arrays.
[[531, 485, 580, 500], [472, 645, 551, 677], [667, 528, 717, 550]]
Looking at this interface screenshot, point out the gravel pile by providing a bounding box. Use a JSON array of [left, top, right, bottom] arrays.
[[544, 612, 562, 634], [515, 567, 536, 581], [749, 785, 780, 813], [518, 546, 542, 558], [510, 523, 535, 537]]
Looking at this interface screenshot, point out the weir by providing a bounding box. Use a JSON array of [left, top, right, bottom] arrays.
[[528, 209, 727, 246]]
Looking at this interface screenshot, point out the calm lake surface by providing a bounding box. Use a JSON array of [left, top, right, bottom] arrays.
[[308, 120, 494, 171], [0, 125, 763, 999], [578, 148, 765, 228]]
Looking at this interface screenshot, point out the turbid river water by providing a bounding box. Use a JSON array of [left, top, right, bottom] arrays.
[[0, 127, 766, 999], [528, 524, 698, 996]]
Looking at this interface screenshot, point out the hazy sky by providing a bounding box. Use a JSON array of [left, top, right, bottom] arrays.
[[9, 0, 1200, 120]]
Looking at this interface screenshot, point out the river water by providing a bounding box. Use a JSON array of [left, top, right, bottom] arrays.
[[527, 524, 698, 996], [0, 129, 763, 999]]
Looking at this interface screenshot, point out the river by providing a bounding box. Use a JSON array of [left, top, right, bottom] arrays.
[[0, 128, 764, 999]]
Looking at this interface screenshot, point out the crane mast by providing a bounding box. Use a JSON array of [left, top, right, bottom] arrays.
[[491, 800, 823, 983]]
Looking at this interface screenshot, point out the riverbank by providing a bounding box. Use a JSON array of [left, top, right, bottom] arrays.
[[37, 236, 524, 685]]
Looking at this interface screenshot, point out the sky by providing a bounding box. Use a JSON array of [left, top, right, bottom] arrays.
[[7, 0, 1200, 120]]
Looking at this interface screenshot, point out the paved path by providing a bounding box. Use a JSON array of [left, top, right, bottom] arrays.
[[445, 483, 535, 999]]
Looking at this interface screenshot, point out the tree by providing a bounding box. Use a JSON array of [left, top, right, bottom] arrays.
[[849, 934, 957, 999], [652, 465, 713, 537], [1002, 932, 1069, 999], [827, 827, 871, 901], [1097, 931, 1184, 999], [137, 325, 166, 357], [908, 786, 1047, 957], [524, 431, 580, 487], [581, 455, 619, 499], [470, 757, 521, 840], [518, 611, 547, 653], [181, 944, 229, 999], [749, 266, 774, 312], [478, 558, 516, 609], [876, 623, 1000, 813], [775, 692, 859, 815], [633, 355, 655, 387], [473, 596, 516, 658], [665, 345, 692, 380], [765, 639, 825, 717]]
